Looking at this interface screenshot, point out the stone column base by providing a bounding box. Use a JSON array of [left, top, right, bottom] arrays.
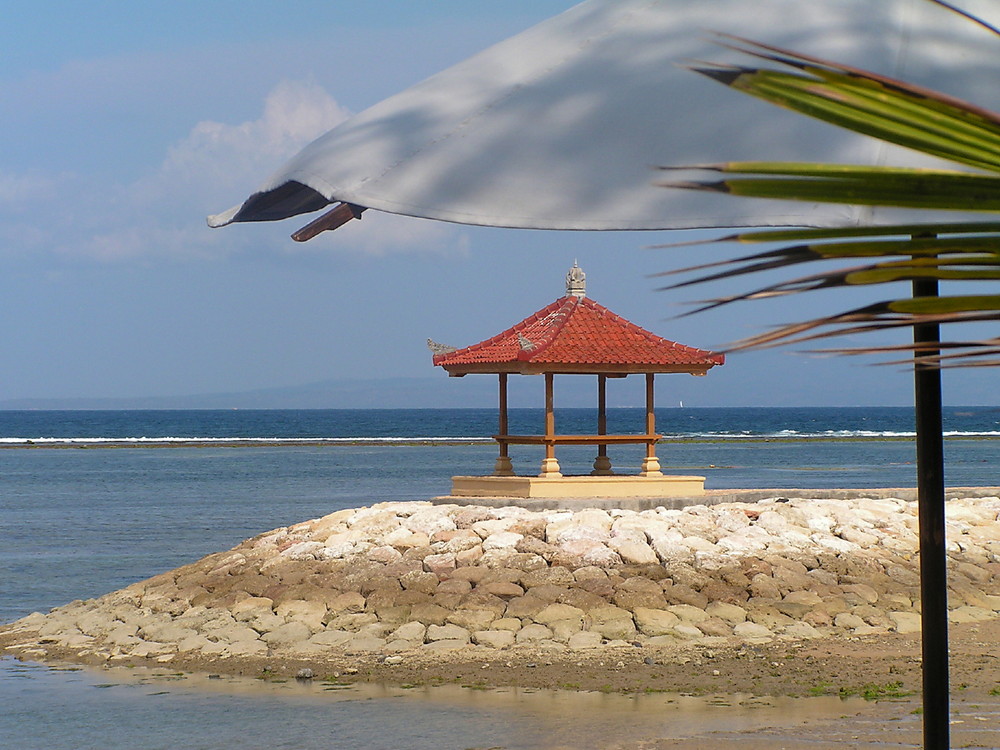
[[539, 457, 563, 477], [591, 454, 614, 476], [493, 456, 515, 476], [641, 456, 663, 477]]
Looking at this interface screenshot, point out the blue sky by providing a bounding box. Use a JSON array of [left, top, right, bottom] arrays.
[[2, 1, 996, 408]]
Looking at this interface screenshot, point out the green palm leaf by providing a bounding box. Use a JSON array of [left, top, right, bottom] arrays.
[[663, 22, 1000, 365]]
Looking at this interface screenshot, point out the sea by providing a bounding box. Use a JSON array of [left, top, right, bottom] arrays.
[[1, 406, 998, 749]]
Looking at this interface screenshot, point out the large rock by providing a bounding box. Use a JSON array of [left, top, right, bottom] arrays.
[[889, 612, 922, 634], [262, 621, 312, 647], [482, 532, 524, 551], [668, 604, 710, 624], [276, 600, 327, 631], [423, 553, 457, 577], [478, 581, 524, 599], [551, 539, 621, 569], [388, 621, 427, 642], [533, 603, 584, 627], [328, 592, 366, 615], [734, 621, 773, 641], [208, 623, 262, 645], [504, 595, 549, 620], [586, 606, 636, 640], [567, 631, 603, 649], [309, 629, 354, 647], [515, 623, 555, 643], [400, 571, 439, 595], [473, 629, 516, 648], [705, 601, 748, 624], [633, 608, 681, 636], [426, 623, 471, 643], [139, 622, 198, 644], [446, 609, 496, 631], [382, 527, 429, 549], [404, 509, 457, 537], [612, 538, 658, 566]]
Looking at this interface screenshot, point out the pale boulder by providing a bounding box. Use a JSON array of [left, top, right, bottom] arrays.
[[633, 608, 681, 636], [262, 621, 312, 647], [889, 612, 922, 634], [705, 602, 747, 624], [567, 631, 603, 649], [404, 509, 457, 537], [482, 532, 524, 551], [276, 600, 327, 631], [609, 536, 659, 565], [733, 621, 773, 641], [586, 606, 636, 640], [446, 609, 496, 631], [426, 624, 471, 643], [667, 604, 709, 624], [533, 603, 584, 627], [516, 623, 554, 643], [473, 629, 516, 648], [309, 630, 354, 647]]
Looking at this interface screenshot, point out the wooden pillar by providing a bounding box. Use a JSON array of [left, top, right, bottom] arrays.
[[494, 373, 514, 476], [592, 373, 613, 475], [539, 372, 561, 476], [641, 372, 662, 476]]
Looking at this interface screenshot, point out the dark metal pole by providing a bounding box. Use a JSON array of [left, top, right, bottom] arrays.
[[913, 273, 949, 750]]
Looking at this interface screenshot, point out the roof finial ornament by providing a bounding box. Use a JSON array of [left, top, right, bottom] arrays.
[[566, 261, 586, 298], [427, 338, 458, 355]]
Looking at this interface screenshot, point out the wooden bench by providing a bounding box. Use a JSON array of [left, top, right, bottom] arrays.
[[493, 433, 661, 447]]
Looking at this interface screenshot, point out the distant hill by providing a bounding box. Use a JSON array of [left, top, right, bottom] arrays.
[[0, 375, 653, 410]]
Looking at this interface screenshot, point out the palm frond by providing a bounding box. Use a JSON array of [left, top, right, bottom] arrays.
[[663, 29, 1000, 365], [664, 165, 1000, 211]]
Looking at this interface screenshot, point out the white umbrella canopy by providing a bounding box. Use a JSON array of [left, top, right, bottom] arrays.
[[208, 0, 1000, 238]]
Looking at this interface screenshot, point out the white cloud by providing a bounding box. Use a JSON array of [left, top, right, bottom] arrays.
[[0, 171, 64, 207], [161, 79, 352, 197], [1, 79, 466, 263]]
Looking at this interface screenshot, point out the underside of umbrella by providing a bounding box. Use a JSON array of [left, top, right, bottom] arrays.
[[208, 0, 999, 239]]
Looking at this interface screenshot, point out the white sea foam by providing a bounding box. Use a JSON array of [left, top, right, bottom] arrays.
[[0, 436, 495, 445], [666, 429, 1000, 440], [3, 430, 998, 446]]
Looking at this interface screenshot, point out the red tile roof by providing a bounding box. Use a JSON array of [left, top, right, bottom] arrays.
[[433, 295, 724, 375]]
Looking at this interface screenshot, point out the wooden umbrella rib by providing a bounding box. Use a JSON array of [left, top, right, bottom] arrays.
[[292, 203, 366, 242]]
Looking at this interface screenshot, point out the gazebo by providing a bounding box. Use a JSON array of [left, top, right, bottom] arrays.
[[431, 264, 724, 499]]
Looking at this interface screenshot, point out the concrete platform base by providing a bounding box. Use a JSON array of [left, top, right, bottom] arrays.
[[447, 473, 706, 500], [431, 486, 1000, 512]]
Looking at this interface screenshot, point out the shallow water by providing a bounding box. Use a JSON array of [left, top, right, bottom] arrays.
[[1, 658, 877, 750]]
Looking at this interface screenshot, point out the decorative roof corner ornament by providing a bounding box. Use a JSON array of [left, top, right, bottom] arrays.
[[427, 338, 458, 355], [566, 261, 586, 298], [517, 333, 536, 352]]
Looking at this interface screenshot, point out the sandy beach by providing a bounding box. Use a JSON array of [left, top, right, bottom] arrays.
[[5, 492, 1000, 747]]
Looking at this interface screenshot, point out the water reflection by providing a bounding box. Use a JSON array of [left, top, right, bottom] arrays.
[[1, 658, 877, 750]]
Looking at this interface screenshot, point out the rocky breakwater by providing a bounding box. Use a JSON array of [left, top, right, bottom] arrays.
[[4, 495, 1000, 674]]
